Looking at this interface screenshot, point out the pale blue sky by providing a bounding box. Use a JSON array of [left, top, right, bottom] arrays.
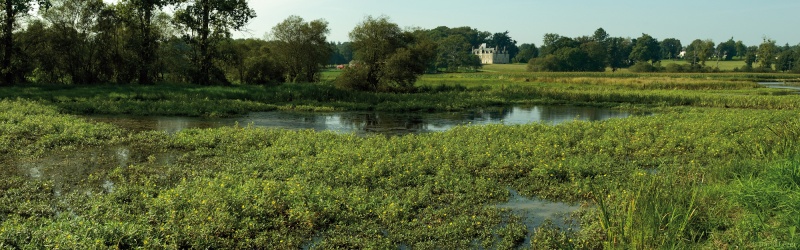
[[237, 0, 799, 47]]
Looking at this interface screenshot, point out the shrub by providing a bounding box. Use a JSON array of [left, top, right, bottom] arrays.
[[628, 62, 662, 73]]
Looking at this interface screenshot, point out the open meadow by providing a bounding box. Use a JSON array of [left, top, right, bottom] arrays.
[[1, 69, 799, 249]]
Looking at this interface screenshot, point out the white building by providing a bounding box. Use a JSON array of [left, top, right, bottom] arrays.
[[472, 43, 509, 64]]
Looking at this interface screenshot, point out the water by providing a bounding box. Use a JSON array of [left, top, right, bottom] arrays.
[[495, 189, 581, 248], [85, 105, 635, 136], [12, 146, 176, 195], [758, 82, 800, 93]]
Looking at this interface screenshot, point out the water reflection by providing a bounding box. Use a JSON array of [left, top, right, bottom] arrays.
[[86, 105, 635, 136], [495, 189, 580, 231], [15, 147, 124, 195], [495, 189, 581, 247], [758, 82, 800, 93]]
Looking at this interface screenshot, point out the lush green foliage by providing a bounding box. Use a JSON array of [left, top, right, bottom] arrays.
[[2, 67, 800, 248], [1, 98, 798, 248], [336, 16, 436, 92], [270, 16, 331, 83], [2, 70, 800, 118]]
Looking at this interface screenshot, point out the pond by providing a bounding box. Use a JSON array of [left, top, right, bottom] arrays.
[[85, 105, 637, 136]]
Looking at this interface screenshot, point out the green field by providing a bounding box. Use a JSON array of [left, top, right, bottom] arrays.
[[482, 60, 750, 73], [1, 70, 800, 248], [660, 59, 748, 71]]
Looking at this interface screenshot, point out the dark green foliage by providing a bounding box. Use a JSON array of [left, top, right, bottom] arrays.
[[607, 37, 633, 71], [629, 61, 662, 72], [270, 16, 330, 83], [685, 39, 715, 66], [717, 38, 737, 61], [660, 38, 682, 60], [0, 0, 52, 85], [433, 35, 481, 72], [514, 43, 538, 63], [776, 49, 798, 72], [173, 0, 256, 85], [757, 39, 778, 70], [629, 33, 661, 64], [527, 36, 605, 72], [487, 31, 519, 60], [336, 16, 436, 92]]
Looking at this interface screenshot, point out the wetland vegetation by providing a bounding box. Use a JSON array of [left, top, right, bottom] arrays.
[[1, 0, 799, 248], [2, 65, 800, 248]]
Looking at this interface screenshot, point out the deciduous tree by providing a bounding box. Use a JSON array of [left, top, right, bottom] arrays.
[[173, 0, 255, 85], [513, 43, 538, 63], [756, 38, 777, 70], [629, 33, 660, 64], [336, 16, 435, 92], [660, 38, 681, 60], [685, 39, 714, 66], [270, 15, 330, 82], [122, 0, 178, 84], [1, 0, 50, 84]]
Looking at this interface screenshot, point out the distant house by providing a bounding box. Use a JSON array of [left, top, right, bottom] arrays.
[[472, 43, 509, 64]]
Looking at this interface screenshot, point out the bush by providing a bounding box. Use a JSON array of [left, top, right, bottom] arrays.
[[628, 62, 662, 73], [335, 66, 372, 91]]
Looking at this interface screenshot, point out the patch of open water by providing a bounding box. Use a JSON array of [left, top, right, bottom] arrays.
[[85, 105, 637, 136]]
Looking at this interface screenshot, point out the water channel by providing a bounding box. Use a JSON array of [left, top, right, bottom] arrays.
[[758, 81, 800, 93], [85, 105, 636, 136]]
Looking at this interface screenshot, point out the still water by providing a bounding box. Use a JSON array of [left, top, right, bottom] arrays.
[[86, 105, 635, 136], [758, 82, 800, 93]]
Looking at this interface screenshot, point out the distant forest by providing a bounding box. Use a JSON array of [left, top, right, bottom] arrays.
[[1, 0, 798, 86]]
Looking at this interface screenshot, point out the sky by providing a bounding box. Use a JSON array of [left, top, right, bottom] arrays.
[[232, 0, 800, 47]]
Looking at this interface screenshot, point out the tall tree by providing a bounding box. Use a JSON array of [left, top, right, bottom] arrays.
[[660, 38, 682, 60], [487, 31, 518, 60], [123, 0, 177, 84], [270, 15, 330, 82], [606, 37, 632, 72], [592, 27, 609, 42], [41, 0, 108, 84], [756, 38, 777, 70], [716, 38, 736, 61], [337, 16, 435, 92], [174, 0, 255, 85], [744, 46, 757, 68], [685, 39, 714, 66], [447, 26, 490, 48], [775, 49, 797, 72], [734, 40, 747, 60], [1, 0, 50, 84], [434, 34, 480, 72], [513, 43, 538, 63], [629, 33, 660, 64]]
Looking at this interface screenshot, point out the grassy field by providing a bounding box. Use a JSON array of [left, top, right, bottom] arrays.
[[1, 69, 799, 248], [660, 59, 748, 71], [480, 60, 750, 73]]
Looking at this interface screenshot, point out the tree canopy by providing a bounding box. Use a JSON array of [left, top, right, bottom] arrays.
[[270, 15, 330, 83], [336, 16, 436, 92]]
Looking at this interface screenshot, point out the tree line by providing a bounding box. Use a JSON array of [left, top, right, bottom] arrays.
[[1, 1, 798, 90], [0, 0, 520, 88], [526, 28, 800, 73]]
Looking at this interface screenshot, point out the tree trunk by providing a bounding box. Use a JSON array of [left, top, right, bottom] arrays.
[[2, 0, 14, 85], [198, 0, 211, 85], [139, 5, 154, 85]]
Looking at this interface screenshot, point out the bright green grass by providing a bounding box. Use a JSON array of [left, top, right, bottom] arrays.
[[661, 59, 748, 71], [481, 63, 529, 72]]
